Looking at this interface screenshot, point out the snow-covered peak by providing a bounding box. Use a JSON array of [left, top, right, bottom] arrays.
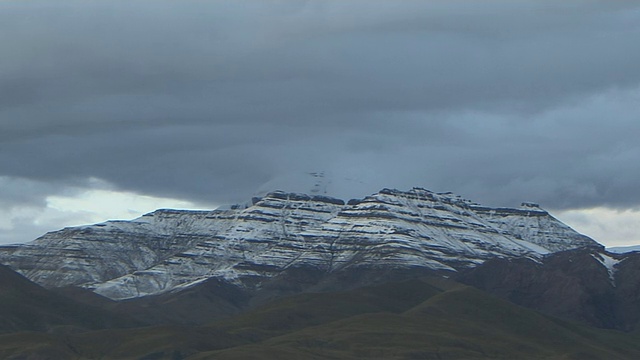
[[254, 171, 380, 202], [607, 245, 640, 254], [520, 202, 542, 209], [0, 187, 601, 300]]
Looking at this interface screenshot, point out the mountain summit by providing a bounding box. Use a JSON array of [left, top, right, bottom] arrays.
[[0, 188, 599, 300]]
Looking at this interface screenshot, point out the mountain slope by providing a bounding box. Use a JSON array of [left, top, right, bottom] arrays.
[[0, 188, 599, 300], [193, 284, 640, 360], [0, 264, 139, 334], [459, 248, 640, 331]]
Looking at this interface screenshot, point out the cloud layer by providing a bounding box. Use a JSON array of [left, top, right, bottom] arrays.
[[2, 1, 640, 244]]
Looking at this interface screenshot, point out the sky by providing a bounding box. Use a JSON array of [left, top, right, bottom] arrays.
[[1, 0, 640, 247]]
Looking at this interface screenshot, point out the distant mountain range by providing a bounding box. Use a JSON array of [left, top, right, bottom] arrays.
[[608, 245, 640, 253], [2, 187, 640, 359]]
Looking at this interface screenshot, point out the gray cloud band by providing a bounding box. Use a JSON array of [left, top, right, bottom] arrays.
[[1, 0, 640, 211]]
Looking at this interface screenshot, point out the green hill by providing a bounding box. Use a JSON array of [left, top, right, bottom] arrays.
[[2, 276, 640, 359], [196, 284, 640, 360]]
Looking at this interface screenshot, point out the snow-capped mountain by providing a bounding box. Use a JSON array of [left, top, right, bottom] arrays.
[[607, 245, 640, 254], [0, 188, 599, 300]]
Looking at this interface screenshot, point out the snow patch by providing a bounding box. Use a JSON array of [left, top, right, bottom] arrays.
[[592, 253, 621, 284], [512, 240, 550, 255]]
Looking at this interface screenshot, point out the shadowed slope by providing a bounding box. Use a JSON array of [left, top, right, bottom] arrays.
[[459, 249, 640, 331], [2, 276, 640, 359], [0, 264, 139, 334], [194, 285, 640, 360]]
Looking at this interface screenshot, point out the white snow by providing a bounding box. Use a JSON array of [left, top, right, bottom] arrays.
[[0, 187, 601, 300], [607, 245, 640, 254], [512, 240, 551, 255], [591, 253, 621, 283]]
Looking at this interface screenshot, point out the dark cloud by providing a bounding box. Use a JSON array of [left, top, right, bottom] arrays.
[[2, 0, 640, 216]]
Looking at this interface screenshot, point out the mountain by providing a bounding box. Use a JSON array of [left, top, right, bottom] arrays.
[[608, 245, 640, 253], [459, 248, 640, 331], [1, 187, 637, 359], [0, 188, 599, 301]]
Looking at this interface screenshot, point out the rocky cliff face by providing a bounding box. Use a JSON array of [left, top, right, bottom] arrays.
[[0, 188, 599, 300], [459, 248, 640, 331]]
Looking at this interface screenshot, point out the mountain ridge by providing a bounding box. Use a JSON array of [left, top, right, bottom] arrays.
[[0, 187, 600, 300]]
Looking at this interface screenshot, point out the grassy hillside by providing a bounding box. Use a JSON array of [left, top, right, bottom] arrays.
[[2, 277, 640, 359], [196, 285, 640, 360], [0, 265, 139, 334]]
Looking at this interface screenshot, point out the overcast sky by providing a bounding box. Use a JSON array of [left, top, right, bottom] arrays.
[[1, 1, 640, 246]]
